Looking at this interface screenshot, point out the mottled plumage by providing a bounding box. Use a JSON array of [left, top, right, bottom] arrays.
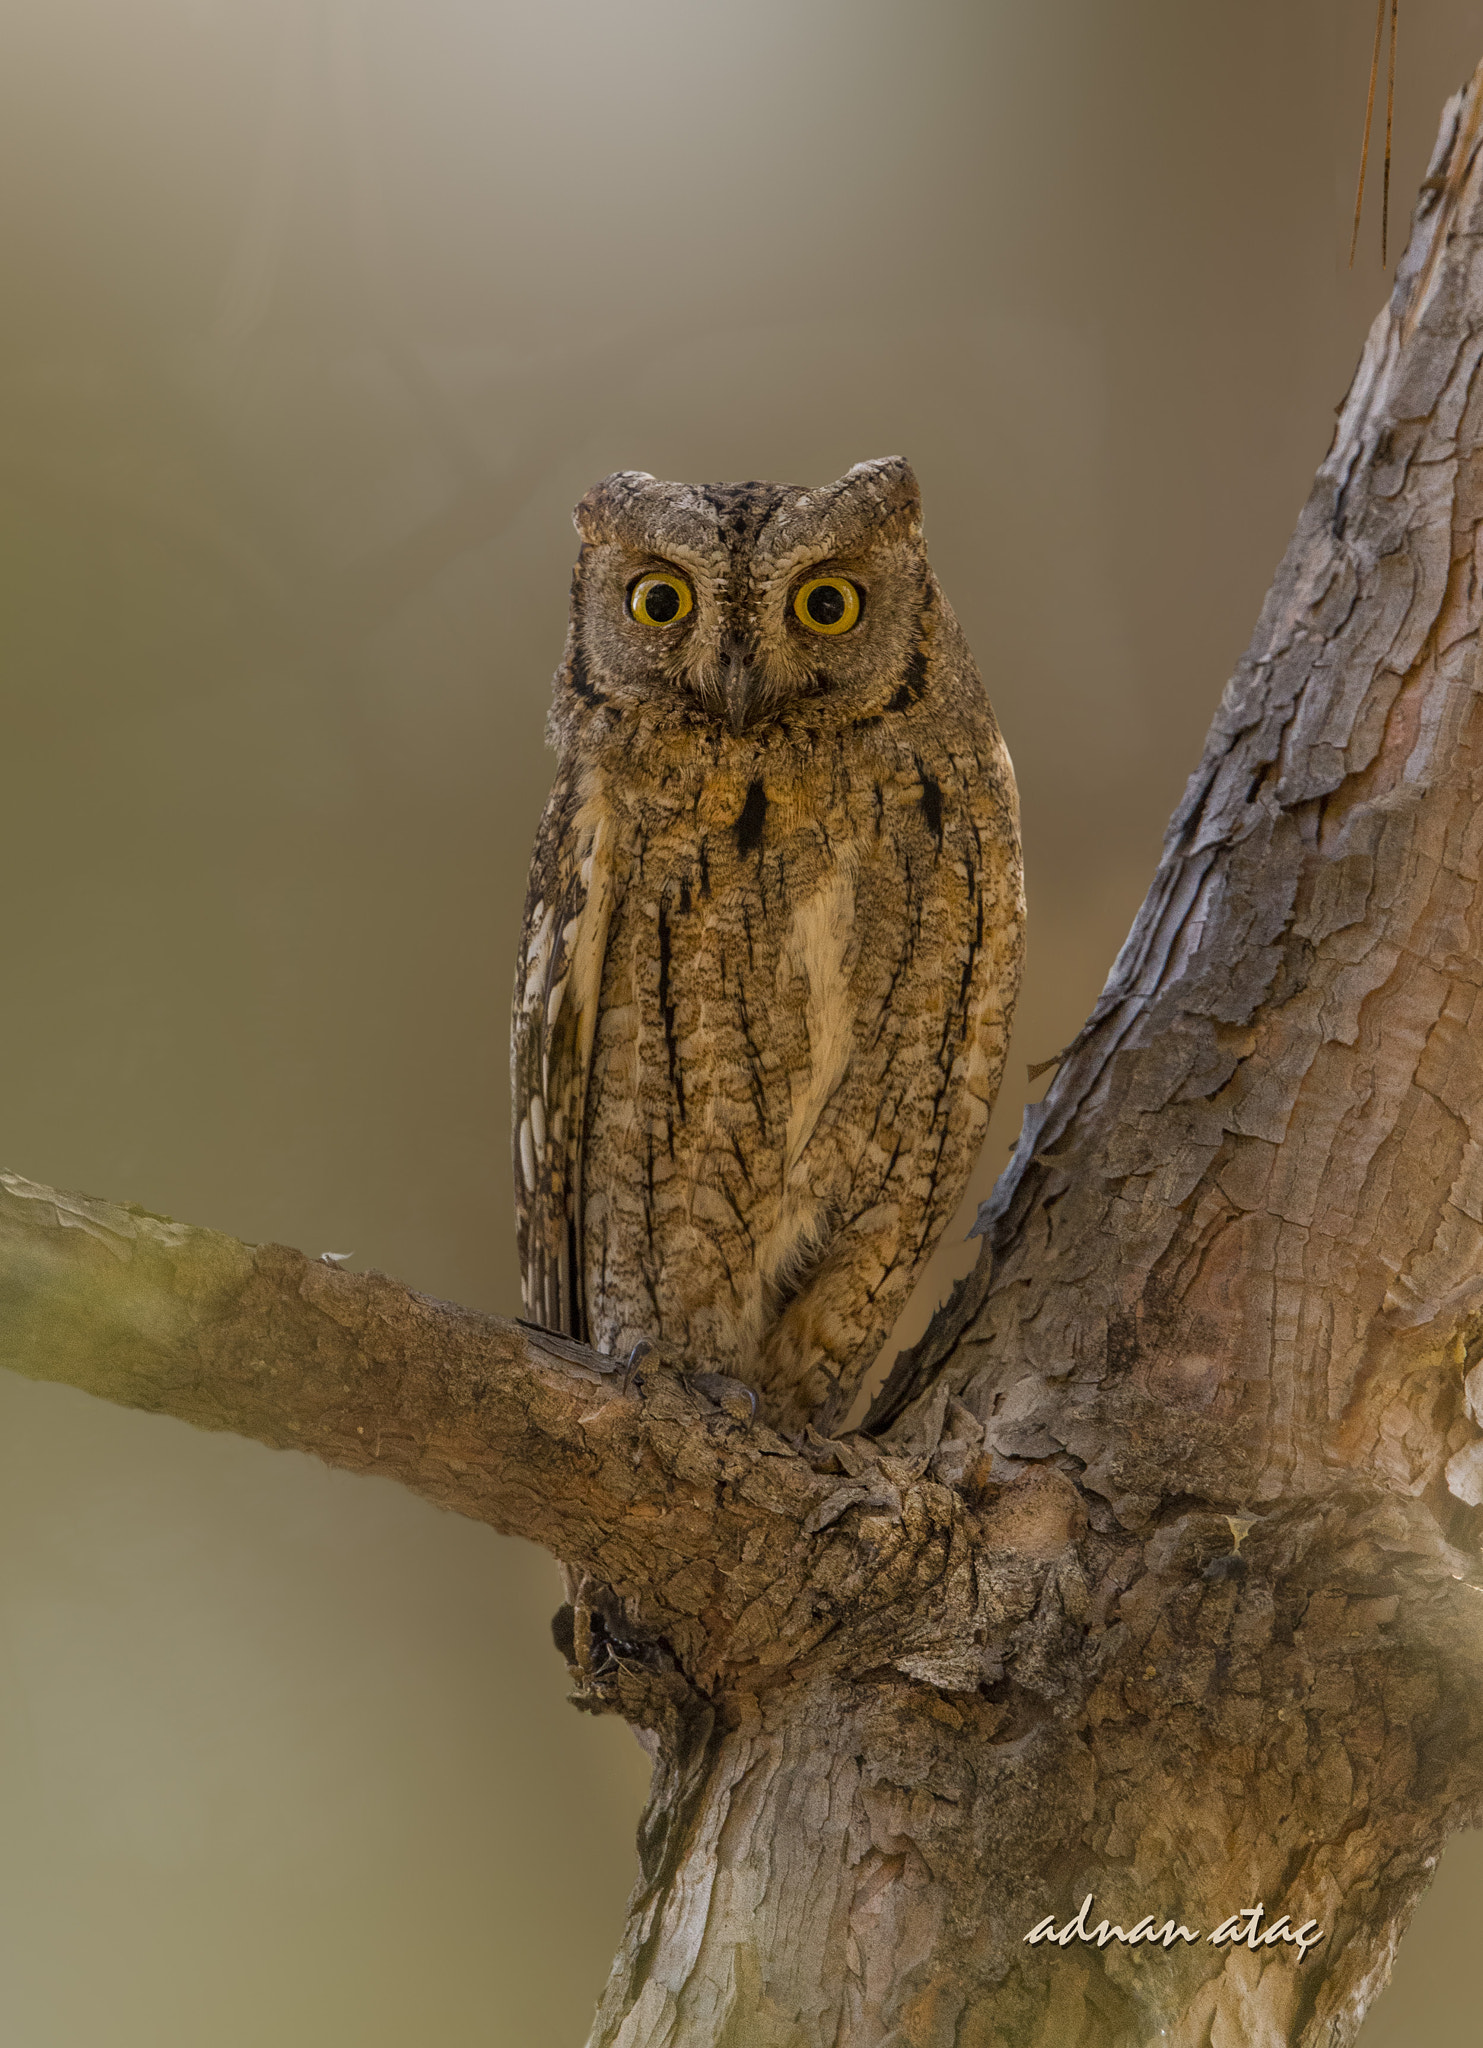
[[513, 458, 1022, 1435]]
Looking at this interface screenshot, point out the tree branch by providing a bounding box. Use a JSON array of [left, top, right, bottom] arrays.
[[875, 66, 1483, 1553], [0, 1170, 823, 1627], [0, 1169, 1016, 1727]]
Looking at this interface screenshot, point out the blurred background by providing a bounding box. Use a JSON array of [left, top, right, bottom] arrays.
[[1, 1, 1480, 2041]]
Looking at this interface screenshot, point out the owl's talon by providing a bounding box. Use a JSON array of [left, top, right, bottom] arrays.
[[622, 1339, 654, 1394]]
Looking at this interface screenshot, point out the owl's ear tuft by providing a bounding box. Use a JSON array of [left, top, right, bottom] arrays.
[[831, 456, 920, 524], [772, 457, 922, 558], [827, 460, 921, 528], [573, 471, 658, 543]]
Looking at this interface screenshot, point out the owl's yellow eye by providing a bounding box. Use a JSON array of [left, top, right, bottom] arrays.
[[630, 574, 693, 627], [793, 577, 861, 635]]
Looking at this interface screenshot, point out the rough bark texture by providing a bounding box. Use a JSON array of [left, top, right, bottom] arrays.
[[10, 65, 1483, 2048]]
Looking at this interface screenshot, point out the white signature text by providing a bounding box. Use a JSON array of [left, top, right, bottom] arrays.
[[1024, 1895, 1325, 1963]]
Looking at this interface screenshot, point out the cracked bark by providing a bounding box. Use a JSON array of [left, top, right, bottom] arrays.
[[9, 62, 1483, 2048]]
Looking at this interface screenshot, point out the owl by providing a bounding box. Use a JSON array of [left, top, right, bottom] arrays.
[[512, 457, 1022, 1438]]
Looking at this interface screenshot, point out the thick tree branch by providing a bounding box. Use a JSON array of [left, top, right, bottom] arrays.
[[875, 67, 1483, 1555], [0, 1171, 823, 1626], [0, 1169, 1009, 1721]]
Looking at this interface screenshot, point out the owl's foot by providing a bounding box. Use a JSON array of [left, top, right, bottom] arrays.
[[685, 1371, 758, 1423], [620, 1338, 654, 1394], [619, 1335, 691, 1394], [618, 1340, 757, 1423]]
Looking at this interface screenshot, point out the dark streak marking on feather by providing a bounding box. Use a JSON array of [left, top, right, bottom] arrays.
[[918, 766, 944, 844], [565, 1212, 585, 1339], [568, 644, 606, 706], [657, 900, 685, 1133], [888, 646, 929, 715], [736, 778, 768, 856]]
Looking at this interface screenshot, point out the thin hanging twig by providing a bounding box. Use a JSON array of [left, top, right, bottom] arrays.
[[1382, 0, 1399, 264], [1350, 0, 1387, 267]]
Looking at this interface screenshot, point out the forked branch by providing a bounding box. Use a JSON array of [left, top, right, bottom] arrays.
[[877, 60, 1483, 1564], [11, 60, 1483, 2048]]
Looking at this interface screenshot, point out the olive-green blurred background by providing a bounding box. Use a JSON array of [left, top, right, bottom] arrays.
[[2, 2, 1481, 2041]]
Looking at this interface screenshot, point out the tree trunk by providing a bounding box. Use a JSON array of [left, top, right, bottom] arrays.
[[9, 60, 1483, 2048]]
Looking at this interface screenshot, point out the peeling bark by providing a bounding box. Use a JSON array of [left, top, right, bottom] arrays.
[[10, 62, 1483, 2048]]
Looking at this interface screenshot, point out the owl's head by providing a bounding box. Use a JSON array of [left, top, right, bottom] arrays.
[[558, 457, 937, 735]]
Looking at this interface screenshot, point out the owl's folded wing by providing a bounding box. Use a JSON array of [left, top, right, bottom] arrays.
[[511, 772, 618, 1339]]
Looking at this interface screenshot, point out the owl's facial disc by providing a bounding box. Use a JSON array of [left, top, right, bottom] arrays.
[[566, 461, 929, 732]]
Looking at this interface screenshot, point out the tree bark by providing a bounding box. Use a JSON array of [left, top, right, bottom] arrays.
[[10, 62, 1483, 2048]]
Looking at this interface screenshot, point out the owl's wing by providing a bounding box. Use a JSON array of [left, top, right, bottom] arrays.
[[512, 768, 619, 1340]]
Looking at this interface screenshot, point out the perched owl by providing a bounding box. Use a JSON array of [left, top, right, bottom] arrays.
[[512, 458, 1022, 1437]]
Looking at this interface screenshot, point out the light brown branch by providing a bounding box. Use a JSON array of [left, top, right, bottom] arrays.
[[0, 1169, 1012, 1726], [0, 1170, 822, 1635]]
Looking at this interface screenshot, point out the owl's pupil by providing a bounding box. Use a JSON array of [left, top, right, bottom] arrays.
[[806, 584, 847, 626], [645, 582, 681, 623]]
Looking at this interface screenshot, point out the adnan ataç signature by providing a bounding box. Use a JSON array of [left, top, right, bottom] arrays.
[[1024, 1896, 1325, 1964]]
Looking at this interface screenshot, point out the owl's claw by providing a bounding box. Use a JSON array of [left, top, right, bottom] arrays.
[[621, 1339, 654, 1394]]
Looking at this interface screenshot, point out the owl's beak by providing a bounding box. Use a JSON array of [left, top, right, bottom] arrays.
[[722, 639, 764, 735]]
